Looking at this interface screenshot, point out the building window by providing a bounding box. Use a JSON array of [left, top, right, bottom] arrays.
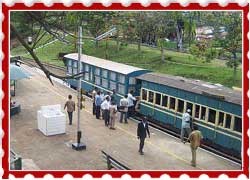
[[110, 81, 116, 90], [208, 109, 216, 124], [148, 91, 154, 103], [234, 116, 242, 133], [102, 70, 108, 78], [170, 97, 176, 110], [118, 84, 125, 94], [95, 76, 101, 85], [85, 64, 89, 72], [118, 74, 125, 84], [142, 89, 147, 100], [225, 114, 232, 129], [195, 105, 200, 118], [201, 107, 206, 120], [67, 67, 72, 74], [155, 93, 161, 105], [84, 73, 89, 81], [186, 102, 193, 114], [177, 99, 184, 113], [102, 78, 108, 88], [110, 72, 116, 81], [218, 112, 224, 126], [162, 95, 168, 107], [129, 77, 136, 85]]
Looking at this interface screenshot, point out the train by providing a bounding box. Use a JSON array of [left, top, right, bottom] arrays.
[[64, 53, 242, 161]]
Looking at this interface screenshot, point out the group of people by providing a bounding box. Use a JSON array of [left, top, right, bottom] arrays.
[[181, 109, 203, 167], [64, 91, 203, 166]]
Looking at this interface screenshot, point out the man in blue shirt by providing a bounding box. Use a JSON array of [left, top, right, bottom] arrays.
[[95, 91, 102, 119]]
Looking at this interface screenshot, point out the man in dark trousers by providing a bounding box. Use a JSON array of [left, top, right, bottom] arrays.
[[137, 117, 150, 155], [64, 94, 75, 125]]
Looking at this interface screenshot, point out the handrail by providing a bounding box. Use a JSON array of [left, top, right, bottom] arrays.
[[101, 150, 130, 170]]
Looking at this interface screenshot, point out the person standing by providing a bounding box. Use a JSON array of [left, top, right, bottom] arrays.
[[92, 87, 98, 115], [95, 91, 102, 119], [119, 95, 129, 123], [109, 101, 117, 130], [101, 96, 110, 126], [64, 95, 75, 125], [188, 125, 203, 167], [137, 118, 150, 155], [127, 90, 136, 118], [181, 109, 192, 143], [111, 89, 117, 105]]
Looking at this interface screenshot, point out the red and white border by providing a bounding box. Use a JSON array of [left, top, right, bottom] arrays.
[[1, 2, 249, 179]]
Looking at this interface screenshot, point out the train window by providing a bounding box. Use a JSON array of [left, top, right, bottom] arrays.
[[195, 105, 200, 118], [67, 67, 72, 74], [129, 77, 136, 85], [208, 109, 216, 124], [201, 107, 206, 120], [234, 116, 242, 133], [162, 95, 168, 107], [95, 68, 100, 76], [118, 84, 125, 94], [225, 114, 232, 129], [95, 76, 101, 85], [148, 91, 154, 103], [155, 93, 161, 105], [186, 102, 193, 114], [67, 60, 72, 66], [177, 99, 184, 113], [73, 61, 77, 68], [218, 112, 224, 126], [110, 81, 116, 90], [110, 72, 116, 81], [85, 65, 89, 72], [169, 97, 176, 110], [142, 89, 147, 100], [118, 74, 125, 84], [73, 68, 78, 74], [102, 70, 108, 78], [102, 79, 108, 88], [84, 73, 89, 81]]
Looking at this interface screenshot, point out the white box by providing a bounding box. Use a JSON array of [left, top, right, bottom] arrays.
[[37, 104, 66, 136]]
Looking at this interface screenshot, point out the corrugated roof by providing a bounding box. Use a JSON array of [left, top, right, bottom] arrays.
[[64, 53, 146, 75], [137, 73, 242, 105]]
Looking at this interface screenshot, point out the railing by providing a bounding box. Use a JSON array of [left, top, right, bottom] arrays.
[[10, 149, 22, 170], [101, 150, 130, 170]]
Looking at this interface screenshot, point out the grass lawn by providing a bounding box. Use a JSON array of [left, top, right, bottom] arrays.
[[10, 35, 242, 88]]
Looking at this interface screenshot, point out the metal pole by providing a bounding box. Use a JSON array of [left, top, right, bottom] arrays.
[[72, 26, 86, 150], [77, 26, 82, 134]]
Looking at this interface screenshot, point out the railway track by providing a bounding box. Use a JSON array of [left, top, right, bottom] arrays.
[[17, 57, 241, 165]]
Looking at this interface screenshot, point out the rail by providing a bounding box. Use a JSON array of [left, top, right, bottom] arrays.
[[10, 149, 22, 170], [101, 150, 130, 170]]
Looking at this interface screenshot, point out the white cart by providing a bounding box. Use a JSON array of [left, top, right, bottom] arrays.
[[37, 104, 66, 136]]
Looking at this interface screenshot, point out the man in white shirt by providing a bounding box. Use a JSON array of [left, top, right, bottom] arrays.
[[127, 90, 136, 118], [119, 95, 129, 123], [92, 87, 98, 115], [181, 109, 192, 143], [101, 96, 110, 126]]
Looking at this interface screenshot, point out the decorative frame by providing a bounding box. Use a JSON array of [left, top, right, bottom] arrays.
[[2, 2, 249, 179]]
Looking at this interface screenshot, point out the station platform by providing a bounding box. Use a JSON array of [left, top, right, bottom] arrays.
[[10, 65, 241, 170]]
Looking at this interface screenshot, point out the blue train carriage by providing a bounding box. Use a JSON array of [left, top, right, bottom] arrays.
[[64, 53, 150, 101], [136, 73, 242, 159]]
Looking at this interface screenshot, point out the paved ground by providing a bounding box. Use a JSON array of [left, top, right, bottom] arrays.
[[10, 65, 241, 170]]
